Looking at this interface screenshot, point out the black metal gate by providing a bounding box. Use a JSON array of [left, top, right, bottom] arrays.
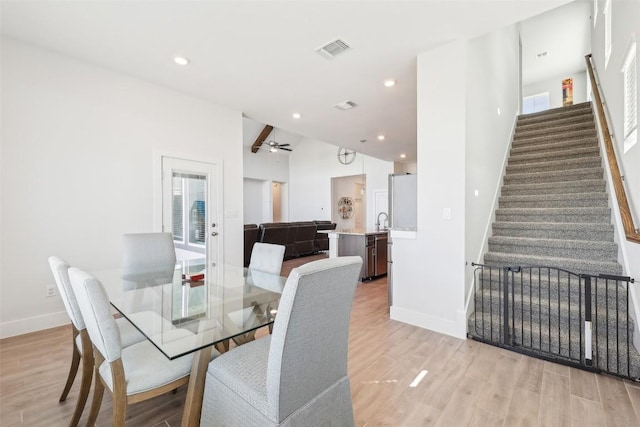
[[468, 263, 638, 380]]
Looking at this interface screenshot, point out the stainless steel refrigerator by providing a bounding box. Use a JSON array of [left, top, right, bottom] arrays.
[[387, 173, 417, 306]]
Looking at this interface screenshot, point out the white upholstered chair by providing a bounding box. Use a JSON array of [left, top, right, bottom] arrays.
[[248, 242, 285, 275], [48, 256, 146, 427], [201, 256, 363, 427], [122, 232, 177, 270], [68, 267, 219, 427], [228, 242, 286, 346]]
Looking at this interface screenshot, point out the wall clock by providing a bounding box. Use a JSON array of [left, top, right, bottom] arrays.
[[337, 147, 356, 165]]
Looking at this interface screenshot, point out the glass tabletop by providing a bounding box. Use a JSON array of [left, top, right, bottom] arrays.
[[92, 259, 286, 359]]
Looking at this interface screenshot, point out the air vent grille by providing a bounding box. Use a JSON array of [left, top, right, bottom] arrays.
[[316, 39, 350, 59], [334, 101, 359, 111]]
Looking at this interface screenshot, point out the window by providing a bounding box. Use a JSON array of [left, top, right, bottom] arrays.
[[523, 92, 550, 114], [604, 0, 612, 68], [622, 43, 637, 152], [172, 172, 207, 251]]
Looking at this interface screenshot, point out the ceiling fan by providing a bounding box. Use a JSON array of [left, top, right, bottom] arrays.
[[266, 140, 292, 152]]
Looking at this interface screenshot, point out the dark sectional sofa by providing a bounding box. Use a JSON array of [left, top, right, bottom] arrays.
[[243, 220, 337, 267]]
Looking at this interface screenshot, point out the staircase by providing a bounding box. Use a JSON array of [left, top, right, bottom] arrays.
[[468, 102, 640, 378]]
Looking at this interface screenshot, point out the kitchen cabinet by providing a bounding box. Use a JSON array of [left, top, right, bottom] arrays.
[[336, 231, 388, 280]]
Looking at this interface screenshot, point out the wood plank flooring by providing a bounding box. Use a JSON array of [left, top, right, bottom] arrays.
[[2, 255, 639, 426]]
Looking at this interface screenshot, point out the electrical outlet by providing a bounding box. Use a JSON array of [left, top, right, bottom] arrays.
[[443, 208, 452, 221], [46, 284, 56, 297]]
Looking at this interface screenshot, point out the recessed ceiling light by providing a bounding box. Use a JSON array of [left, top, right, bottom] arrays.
[[173, 56, 190, 66], [377, 135, 385, 141], [292, 113, 301, 119], [400, 154, 406, 159], [384, 79, 397, 87]]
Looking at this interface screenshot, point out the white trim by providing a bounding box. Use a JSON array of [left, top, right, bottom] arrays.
[[390, 306, 467, 340], [0, 311, 70, 339], [593, 0, 598, 28]]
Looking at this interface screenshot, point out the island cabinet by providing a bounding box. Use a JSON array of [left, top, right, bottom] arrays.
[[336, 231, 388, 280]]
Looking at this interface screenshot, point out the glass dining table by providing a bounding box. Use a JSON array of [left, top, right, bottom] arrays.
[[92, 259, 286, 427]]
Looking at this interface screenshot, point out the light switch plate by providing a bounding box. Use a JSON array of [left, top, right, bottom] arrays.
[[443, 208, 451, 221]]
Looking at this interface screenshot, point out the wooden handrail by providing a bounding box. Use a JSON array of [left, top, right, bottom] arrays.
[[585, 54, 640, 244]]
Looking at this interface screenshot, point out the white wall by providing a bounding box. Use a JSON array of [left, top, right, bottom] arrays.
[[391, 40, 468, 339], [524, 70, 588, 109], [288, 138, 393, 227], [0, 38, 244, 338], [243, 178, 267, 224], [243, 146, 289, 183], [465, 25, 521, 300], [331, 174, 365, 231]]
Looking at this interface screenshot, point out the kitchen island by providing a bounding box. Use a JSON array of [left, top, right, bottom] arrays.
[[327, 229, 388, 280]]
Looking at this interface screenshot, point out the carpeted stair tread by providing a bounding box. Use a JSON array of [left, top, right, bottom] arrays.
[[516, 111, 594, 131], [495, 207, 611, 223], [514, 122, 597, 140], [503, 167, 603, 185], [510, 136, 598, 154], [508, 146, 601, 164], [499, 193, 608, 209], [516, 102, 592, 123], [488, 236, 618, 261], [501, 179, 606, 196], [492, 221, 614, 241], [483, 252, 622, 276], [506, 156, 601, 175]]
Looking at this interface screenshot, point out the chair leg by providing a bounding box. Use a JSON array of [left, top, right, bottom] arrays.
[[59, 327, 81, 402], [59, 343, 80, 402], [111, 358, 128, 427], [69, 331, 94, 427], [86, 354, 105, 427]]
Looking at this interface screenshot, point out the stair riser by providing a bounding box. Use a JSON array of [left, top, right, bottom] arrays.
[[506, 159, 601, 175], [503, 170, 603, 185], [509, 148, 600, 164], [495, 212, 611, 223], [492, 227, 613, 241], [487, 242, 617, 261], [474, 289, 630, 319], [501, 183, 606, 196], [517, 106, 592, 125], [498, 198, 608, 209], [511, 138, 597, 154], [515, 125, 596, 140], [482, 254, 622, 276], [517, 113, 594, 131]]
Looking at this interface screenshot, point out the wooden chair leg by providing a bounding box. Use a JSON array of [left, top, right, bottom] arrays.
[[69, 331, 94, 427], [111, 359, 127, 427], [86, 349, 105, 427], [60, 328, 81, 402]]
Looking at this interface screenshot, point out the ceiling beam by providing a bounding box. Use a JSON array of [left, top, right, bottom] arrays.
[[251, 125, 274, 153]]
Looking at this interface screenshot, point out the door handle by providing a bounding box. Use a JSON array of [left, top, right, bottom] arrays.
[[211, 231, 219, 237]]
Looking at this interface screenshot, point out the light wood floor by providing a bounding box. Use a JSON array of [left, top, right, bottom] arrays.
[[2, 256, 640, 426]]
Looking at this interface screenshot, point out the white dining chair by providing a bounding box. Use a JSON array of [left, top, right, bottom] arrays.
[[228, 243, 285, 346], [48, 256, 146, 427], [200, 256, 363, 426], [68, 267, 219, 427], [248, 242, 285, 275], [122, 232, 177, 270]]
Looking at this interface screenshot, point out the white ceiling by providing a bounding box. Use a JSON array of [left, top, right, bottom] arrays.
[[1, 0, 577, 163]]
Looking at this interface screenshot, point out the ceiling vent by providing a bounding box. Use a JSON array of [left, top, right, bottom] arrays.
[[334, 100, 359, 111], [316, 39, 351, 59]]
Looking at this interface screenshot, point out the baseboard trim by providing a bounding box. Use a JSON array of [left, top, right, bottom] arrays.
[[0, 311, 70, 339], [390, 306, 467, 340]]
